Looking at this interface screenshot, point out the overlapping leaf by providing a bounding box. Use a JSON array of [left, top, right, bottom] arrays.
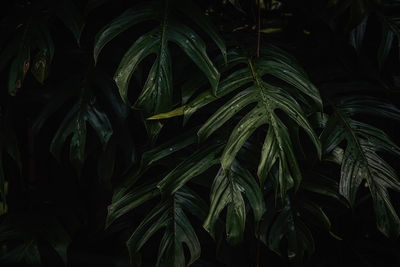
[[33, 76, 113, 171], [108, 140, 222, 226], [164, 47, 322, 199], [203, 161, 266, 245], [321, 96, 400, 237], [94, 0, 226, 119], [260, 196, 326, 264], [126, 187, 207, 267]]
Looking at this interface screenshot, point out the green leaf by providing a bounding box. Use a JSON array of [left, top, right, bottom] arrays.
[[157, 143, 223, 194], [112, 129, 198, 202], [262, 196, 316, 264], [175, 0, 227, 62], [93, 3, 156, 63], [0, 240, 41, 265], [106, 182, 160, 228], [203, 161, 266, 245], [192, 52, 321, 199], [95, 0, 224, 123], [0, 214, 71, 265], [126, 187, 207, 267], [350, 15, 368, 51], [31, 25, 54, 83], [378, 22, 394, 70], [302, 172, 346, 205], [168, 22, 220, 95], [86, 101, 113, 146], [147, 106, 185, 120], [50, 96, 113, 171], [321, 96, 400, 237], [8, 45, 29, 96], [228, 0, 245, 12]]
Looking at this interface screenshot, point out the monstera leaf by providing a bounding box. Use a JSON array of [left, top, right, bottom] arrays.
[[94, 0, 226, 119], [157, 47, 322, 199], [106, 137, 224, 266], [321, 96, 400, 237], [203, 161, 266, 245], [126, 187, 207, 267], [33, 76, 113, 171]]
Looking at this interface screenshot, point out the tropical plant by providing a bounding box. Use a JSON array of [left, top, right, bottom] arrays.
[[0, 0, 400, 266]]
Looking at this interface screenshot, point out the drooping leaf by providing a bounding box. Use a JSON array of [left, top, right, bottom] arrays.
[[94, 0, 225, 126], [203, 161, 266, 245], [106, 182, 160, 228], [378, 21, 394, 70], [321, 96, 400, 237], [259, 195, 333, 264], [50, 96, 113, 171], [157, 143, 224, 195], [182, 48, 322, 199], [112, 128, 198, 200], [126, 187, 207, 267], [350, 14, 368, 51]]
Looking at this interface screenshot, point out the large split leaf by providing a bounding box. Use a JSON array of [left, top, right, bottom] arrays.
[[203, 161, 266, 245], [168, 47, 322, 199], [321, 96, 400, 237], [126, 187, 207, 267], [94, 0, 225, 119]]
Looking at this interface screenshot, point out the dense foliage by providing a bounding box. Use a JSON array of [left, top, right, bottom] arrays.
[[1, 0, 400, 266]]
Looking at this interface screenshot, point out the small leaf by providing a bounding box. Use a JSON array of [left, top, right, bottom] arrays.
[[147, 106, 185, 120]]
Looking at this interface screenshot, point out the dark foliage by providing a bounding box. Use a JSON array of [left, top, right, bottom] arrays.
[[0, 0, 400, 266]]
